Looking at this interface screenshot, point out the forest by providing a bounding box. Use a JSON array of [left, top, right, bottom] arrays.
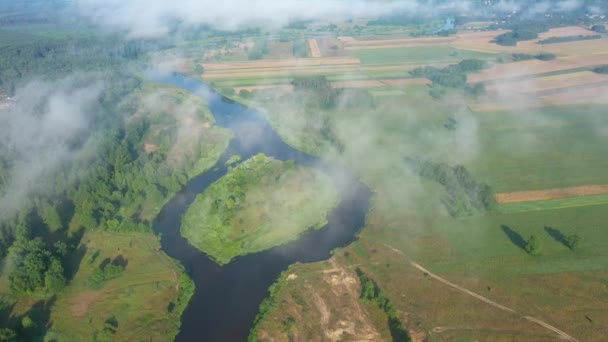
[[404, 157, 495, 218]]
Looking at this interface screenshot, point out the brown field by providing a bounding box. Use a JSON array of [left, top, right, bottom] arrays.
[[202, 57, 360, 71], [485, 71, 608, 94], [469, 54, 608, 83], [495, 185, 608, 204], [537, 26, 598, 39], [308, 39, 322, 58]]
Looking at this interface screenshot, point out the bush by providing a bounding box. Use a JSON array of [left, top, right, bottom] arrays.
[[525, 235, 541, 255]]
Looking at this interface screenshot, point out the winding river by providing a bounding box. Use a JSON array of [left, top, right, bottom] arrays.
[[149, 71, 371, 341]]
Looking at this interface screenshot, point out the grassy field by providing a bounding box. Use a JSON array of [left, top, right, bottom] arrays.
[[349, 46, 496, 65], [469, 104, 608, 192], [181, 154, 340, 265], [0, 230, 193, 341]]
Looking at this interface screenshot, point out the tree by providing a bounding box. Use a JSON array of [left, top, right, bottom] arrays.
[[0, 328, 16, 341], [524, 235, 541, 255], [44, 258, 66, 293], [591, 25, 606, 33], [565, 234, 581, 250]]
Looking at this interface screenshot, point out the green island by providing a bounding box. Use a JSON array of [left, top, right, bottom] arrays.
[[181, 154, 340, 265]]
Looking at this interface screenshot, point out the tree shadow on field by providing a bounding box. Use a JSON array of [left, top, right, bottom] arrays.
[[544, 226, 568, 247], [500, 225, 526, 250]]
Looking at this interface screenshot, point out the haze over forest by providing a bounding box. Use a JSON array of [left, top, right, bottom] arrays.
[[0, 0, 607, 341]]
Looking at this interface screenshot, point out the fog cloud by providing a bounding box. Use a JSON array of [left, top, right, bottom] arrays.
[[76, 0, 473, 38], [0, 78, 103, 216]]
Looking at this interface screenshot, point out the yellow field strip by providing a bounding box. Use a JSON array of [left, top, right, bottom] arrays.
[[495, 185, 608, 204], [308, 39, 322, 58]]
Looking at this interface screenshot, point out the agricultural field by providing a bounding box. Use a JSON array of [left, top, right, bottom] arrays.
[[181, 154, 340, 265], [201, 22, 608, 341]]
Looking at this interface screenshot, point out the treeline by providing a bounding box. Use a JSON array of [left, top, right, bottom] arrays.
[[356, 268, 411, 342], [593, 65, 608, 74], [538, 34, 601, 44], [405, 157, 495, 218], [490, 15, 582, 46], [409, 59, 486, 98], [0, 29, 149, 94], [511, 52, 556, 61]]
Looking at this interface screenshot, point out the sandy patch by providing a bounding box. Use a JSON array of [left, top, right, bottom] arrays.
[[495, 185, 608, 204]]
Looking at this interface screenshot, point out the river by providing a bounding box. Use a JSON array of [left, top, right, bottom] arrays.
[[148, 71, 371, 341]]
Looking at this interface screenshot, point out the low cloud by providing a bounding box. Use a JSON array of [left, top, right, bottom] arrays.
[[0, 77, 104, 216], [76, 0, 472, 38]]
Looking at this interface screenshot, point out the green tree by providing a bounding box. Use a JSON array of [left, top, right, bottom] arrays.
[[591, 25, 606, 33], [524, 235, 541, 255], [0, 328, 16, 341], [44, 258, 66, 293], [565, 234, 581, 250]]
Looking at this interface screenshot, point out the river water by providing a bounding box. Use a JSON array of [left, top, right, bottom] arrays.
[[149, 71, 371, 341]]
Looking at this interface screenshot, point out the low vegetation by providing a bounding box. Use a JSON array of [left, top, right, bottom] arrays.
[[181, 154, 340, 265]]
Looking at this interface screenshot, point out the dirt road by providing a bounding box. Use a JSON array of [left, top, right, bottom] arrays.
[[383, 244, 580, 342]]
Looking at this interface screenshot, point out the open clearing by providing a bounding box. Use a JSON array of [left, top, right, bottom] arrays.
[[48, 230, 191, 341], [496, 184, 608, 204]]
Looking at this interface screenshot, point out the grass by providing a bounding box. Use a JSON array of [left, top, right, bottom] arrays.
[[349, 46, 496, 65], [181, 154, 340, 265], [45, 230, 193, 341], [469, 104, 608, 192], [497, 194, 608, 213]]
